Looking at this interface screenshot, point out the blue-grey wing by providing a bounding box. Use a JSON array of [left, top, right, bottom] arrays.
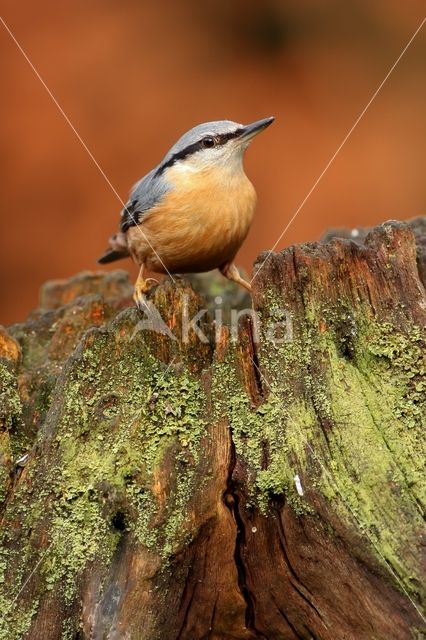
[[120, 168, 171, 233]]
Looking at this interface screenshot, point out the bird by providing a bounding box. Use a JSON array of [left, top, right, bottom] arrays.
[[98, 117, 274, 307]]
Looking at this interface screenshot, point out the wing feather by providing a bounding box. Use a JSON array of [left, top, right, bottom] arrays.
[[120, 168, 171, 232]]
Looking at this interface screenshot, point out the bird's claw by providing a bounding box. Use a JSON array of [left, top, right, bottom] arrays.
[[133, 277, 159, 311], [133, 292, 149, 311]]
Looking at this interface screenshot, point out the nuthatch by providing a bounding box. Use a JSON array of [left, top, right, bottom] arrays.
[[98, 117, 274, 307]]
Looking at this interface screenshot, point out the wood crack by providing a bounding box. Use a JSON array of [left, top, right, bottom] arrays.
[[207, 593, 219, 639], [175, 523, 212, 639], [270, 593, 310, 640], [223, 435, 266, 639], [276, 506, 327, 628]]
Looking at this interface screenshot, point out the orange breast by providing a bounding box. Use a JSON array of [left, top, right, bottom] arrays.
[[127, 166, 257, 273]]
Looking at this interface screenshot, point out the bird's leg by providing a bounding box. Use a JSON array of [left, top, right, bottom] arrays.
[[133, 263, 156, 308], [220, 261, 252, 292]]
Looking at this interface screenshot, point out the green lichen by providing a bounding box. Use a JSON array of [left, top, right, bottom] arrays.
[[60, 617, 78, 640], [213, 285, 425, 603], [0, 361, 23, 501], [0, 534, 43, 638], [314, 333, 424, 585], [0, 593, 39, 640], [212, 344, 314, 515], [0, 362, 22, 429], [0, 269, 424, 634], [161, 461, 197, 557], [0, 309, 208, 634], [259, 289, 425, 598], [44, 322, 207, 596]]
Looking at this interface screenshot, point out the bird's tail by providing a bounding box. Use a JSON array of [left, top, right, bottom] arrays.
[[97, 233, 130, 264]]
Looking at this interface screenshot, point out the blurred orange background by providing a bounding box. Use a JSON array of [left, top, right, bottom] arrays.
[[1, 0, 425, 325]]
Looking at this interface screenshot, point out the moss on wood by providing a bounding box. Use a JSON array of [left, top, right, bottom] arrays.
[[0, 220, 425, 639]]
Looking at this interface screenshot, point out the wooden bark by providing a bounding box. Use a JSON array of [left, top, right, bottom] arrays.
[[0, 219, 425, 640]]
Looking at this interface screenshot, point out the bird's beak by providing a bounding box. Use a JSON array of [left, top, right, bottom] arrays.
[[238, 116, 275, 143]]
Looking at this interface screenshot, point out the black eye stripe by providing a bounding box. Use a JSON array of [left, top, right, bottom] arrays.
[[216, 128, 244, 145], [155, 142, 202, 176], [155, 128, 244, 177]]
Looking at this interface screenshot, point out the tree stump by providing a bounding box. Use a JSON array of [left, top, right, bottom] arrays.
[[0, 219, 425, 640]]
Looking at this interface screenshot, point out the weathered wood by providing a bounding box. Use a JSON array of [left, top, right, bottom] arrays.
[[0, 219, 425, 639]]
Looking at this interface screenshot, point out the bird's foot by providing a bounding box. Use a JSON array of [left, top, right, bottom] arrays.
[[133, 278, 158, 310], [220, 262, 252, 293]]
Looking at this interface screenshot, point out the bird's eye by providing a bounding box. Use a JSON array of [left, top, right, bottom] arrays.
[[202, 136, 215, 148]]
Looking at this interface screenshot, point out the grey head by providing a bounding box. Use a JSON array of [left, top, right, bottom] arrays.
[[120, 117, 274, 232], [156, 116, 275, 177]]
